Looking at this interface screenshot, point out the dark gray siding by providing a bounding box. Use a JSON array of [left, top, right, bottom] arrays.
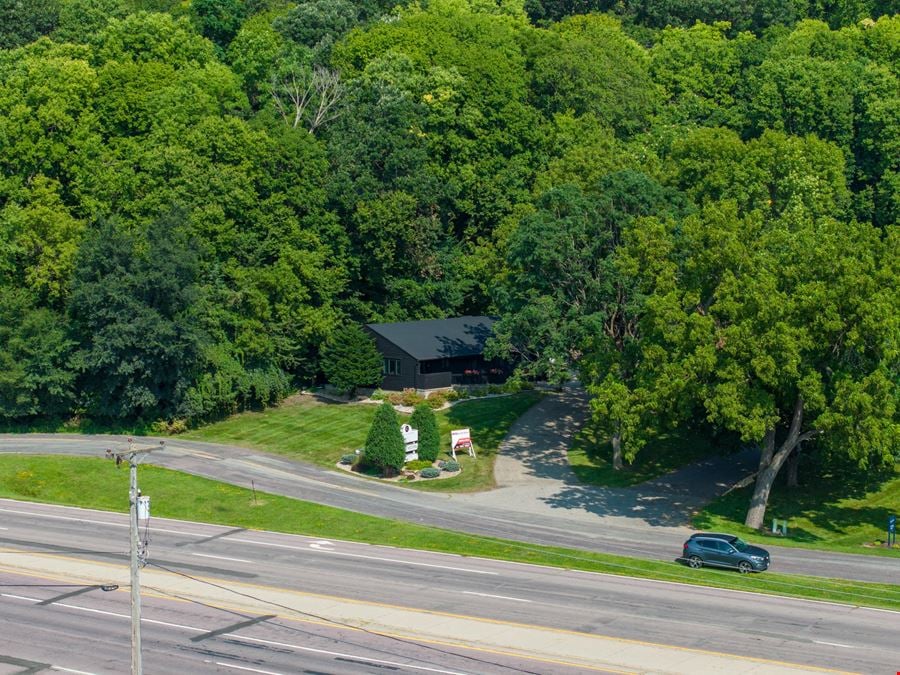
[[419, 371, 452, 389], [366, 328, 418, 390]]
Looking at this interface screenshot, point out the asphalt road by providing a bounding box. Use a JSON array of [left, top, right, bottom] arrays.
[[1, 500, 898, 674], [2, 434, 898, 586], [0, 567, 591, 675]]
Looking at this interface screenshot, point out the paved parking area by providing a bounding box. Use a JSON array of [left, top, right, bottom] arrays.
[[457, 383, 759, 531]]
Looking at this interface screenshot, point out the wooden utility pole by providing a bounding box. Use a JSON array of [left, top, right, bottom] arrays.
[[107, 438, 165, 674]]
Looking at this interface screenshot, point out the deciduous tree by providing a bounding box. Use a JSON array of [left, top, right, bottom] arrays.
[[626, 201, 898, 528]]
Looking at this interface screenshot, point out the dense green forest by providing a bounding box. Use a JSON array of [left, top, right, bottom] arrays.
[[0, 0, 897, 524]]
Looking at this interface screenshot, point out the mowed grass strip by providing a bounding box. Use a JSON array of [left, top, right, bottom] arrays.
[[184, 391, 543, 492], [184, 398, 377, 465], [1, 455, 897, 611], [695, 463, 900, 557]]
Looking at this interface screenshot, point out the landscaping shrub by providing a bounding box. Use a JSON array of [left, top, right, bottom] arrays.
[[151, 418, 188, 435], [503, 379, 533, 393], [363, 402, 405, 475], [409, 403, 440, 462], [441, 460, 460, 472], [404, 459, 433, 471], [419, 467, 440, 478], [369, 389, 386, 400], [425, 391, 447, 409], [470, 387, 488, 397], [339, 453, 357, 465], [400, 388, 423, 407]]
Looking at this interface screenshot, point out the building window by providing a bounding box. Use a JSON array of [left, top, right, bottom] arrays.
[[383, 358, 401, 376]]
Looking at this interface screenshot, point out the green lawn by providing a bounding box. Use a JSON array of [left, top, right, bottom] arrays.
[[184, 391, 543, 492], [568, 422, 735, 488], [694, 463, 900, 556], [1, 455, 897, 611]]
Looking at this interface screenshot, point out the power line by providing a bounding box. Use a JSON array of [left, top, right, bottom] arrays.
[[146, 560, 545, 675]]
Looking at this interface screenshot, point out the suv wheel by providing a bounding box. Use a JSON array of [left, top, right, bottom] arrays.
[[688, 555, 703, 569], [738, 561, 752, 574]]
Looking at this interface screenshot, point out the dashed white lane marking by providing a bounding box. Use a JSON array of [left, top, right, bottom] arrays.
[[215, 663, 282, 675], [228, 635, 470, 675], [192, 553, 253, 564], [7, 592, 470, 675], [229, 537, 497, 575], [812, 640, 857, 649], [462, 591, 531, 603], [2, 593, 39, 602]]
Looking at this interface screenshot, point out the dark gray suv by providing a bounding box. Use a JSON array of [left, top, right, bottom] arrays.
[[682, 533, 770, 573]]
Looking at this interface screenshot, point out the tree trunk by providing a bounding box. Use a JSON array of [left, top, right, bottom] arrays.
[[786, 445, 801, 489], [611, 431, 623, 471], [744, 396, 819, 529]]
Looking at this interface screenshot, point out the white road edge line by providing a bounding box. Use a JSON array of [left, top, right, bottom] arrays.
[[192, 553, 254, 564], [51, 667, 99, 675], [462, 591, 531, 603], [0, 507, 210, 537]]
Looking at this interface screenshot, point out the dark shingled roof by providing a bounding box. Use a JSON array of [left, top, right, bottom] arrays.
[[366, 316, 496, 361]]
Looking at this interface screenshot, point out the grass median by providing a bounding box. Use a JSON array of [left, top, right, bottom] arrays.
[[2, 455, 897, 612]]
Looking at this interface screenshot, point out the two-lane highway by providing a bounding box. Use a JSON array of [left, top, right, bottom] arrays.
[[1, 499, 898, 674]]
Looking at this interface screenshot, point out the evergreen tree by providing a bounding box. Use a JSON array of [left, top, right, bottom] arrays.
[[364, 402, 406, 475], [409, 403, 440, 462], [320, 324, 382, 397]]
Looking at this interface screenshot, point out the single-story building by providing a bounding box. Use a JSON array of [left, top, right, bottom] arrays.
[[365, 316, 510, 391]]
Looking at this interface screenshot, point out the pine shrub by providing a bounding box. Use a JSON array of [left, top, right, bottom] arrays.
[[363, 402, 406, 475], [320, 324, 382, 397], [409, 403, 439, 462]]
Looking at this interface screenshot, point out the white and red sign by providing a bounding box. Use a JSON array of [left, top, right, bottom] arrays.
[[450, 428, 475, 459]]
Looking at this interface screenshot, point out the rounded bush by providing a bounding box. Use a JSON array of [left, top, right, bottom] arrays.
[[339, 453, 356, 465], [426, 392, 447, 409], [419, 467, 440, 479], [441, 460, 460, 472]]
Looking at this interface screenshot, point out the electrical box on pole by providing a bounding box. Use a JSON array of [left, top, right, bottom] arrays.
[[137, 495, 150, 521]]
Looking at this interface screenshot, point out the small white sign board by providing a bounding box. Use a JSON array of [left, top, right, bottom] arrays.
[[450, 428, 475, 460], [401, 424, 419, 461]]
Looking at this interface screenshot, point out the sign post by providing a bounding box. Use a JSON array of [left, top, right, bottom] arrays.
[[889, 514, 896, 547], [400, 424, 419, 462], [450, 428, 475, 460], [771, 518, 788, 535]]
